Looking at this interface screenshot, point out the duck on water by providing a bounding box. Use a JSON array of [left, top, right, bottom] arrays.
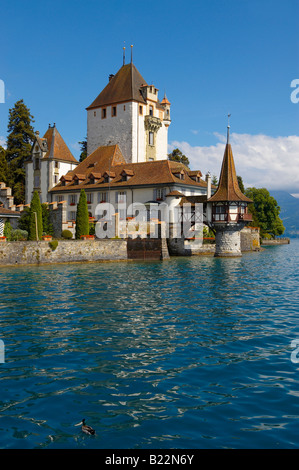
[[75, 419, 95, 435]]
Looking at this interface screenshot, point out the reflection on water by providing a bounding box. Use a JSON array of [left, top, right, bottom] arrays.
[[0, 241, 299, 448]]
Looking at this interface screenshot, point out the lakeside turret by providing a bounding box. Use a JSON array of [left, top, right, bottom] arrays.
[[208, 122, 253, 257]]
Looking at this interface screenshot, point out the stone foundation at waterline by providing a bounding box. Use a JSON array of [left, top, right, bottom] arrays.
[[0, 239, 128, 266]]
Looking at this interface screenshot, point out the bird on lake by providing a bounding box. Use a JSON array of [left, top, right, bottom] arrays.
[[75, 418, 95, 435]]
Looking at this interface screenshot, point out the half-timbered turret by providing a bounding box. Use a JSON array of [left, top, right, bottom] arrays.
[[208, 122, 252, 257]]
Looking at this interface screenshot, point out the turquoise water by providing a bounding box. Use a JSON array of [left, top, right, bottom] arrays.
[[0, 240, 299, 449]]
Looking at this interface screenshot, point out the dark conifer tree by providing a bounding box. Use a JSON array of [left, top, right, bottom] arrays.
[[28, 191, 43, 240], [0, 146, 8, 183], [75, 189, 89, 239], [6, 99, 35, 204], [79, 138, 87, 162]]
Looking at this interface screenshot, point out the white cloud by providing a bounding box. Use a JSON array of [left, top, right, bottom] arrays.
[[169, 133, 299, 193], [0, 136, 6, 148]]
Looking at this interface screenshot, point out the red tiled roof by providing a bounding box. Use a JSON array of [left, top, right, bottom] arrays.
[[42, 125, 78, 163], [86, 63, 148, 109], [0, 207, 20, 216], [50, 145, 209, 192], [208, 143, 252, 203]]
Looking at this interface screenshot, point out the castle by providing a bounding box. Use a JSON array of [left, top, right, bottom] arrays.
[[23, 52, 253, 257]]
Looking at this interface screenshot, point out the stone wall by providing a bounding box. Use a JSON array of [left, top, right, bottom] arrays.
[[241, 226, 260, 251], [0, 239, 127, 266], [214, 226, 242, 257], [261, 238, 290, 245]]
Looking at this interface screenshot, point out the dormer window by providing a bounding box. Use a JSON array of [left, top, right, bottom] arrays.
[[120, 169, 134, 182], [73, 174, 85, 185], [60, 174, 72, 186], [103, 171, 115, 183], [173, 170, 185, 180], [89, 172, 101, 184]]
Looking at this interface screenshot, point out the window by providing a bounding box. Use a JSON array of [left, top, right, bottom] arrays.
[[149, 105, 153, 116], [102, 108, 106, 119], [139, 105, 143, 115], [149, 132, 154, 146], [54, 161, 59, 169], [34, 175, 40, 188], [54, 175, 58, 184], [112, 106, 117, 117], [117, 191, 127, 204], [69, 194, 77, 205], [123, 105, 126, 111], [34, 158, 40, 170], [156, 188, 165, 201], [98, 192, 107, 203], [69, 211, 76, 221], [94, 111, 96, 117], [86, 193, 93, 204]]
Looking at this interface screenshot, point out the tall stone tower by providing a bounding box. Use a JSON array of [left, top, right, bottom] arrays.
[[208, 124, 252, 257], [86, 52, 171, 163]]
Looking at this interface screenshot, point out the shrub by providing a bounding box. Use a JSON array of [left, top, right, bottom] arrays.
[[3, 221, 12, 241], [61, 229, 73, 239], [49, 240, 58, 251], [11, 229, 28, 241]]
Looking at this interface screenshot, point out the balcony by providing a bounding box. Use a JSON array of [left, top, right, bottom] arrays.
[[212, 213, 253, 223]]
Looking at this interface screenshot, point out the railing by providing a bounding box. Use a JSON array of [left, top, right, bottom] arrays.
[[212, 213, 253, 223]]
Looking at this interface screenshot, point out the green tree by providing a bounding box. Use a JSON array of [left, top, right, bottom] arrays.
[[168, 148, 190, 168], [28, 191, 43, 240], [79, 138, 87, 162], [18, 206, 30, 231], [211, 175, 218, 186], [6, 99, 35, 204], [75, 189, 89, 239], [237, 175, 245, 193], [3, 221, 12, 241], [41, 203, 54, 235], [245, 187, 285, 238], [0, 146, 8, 183]]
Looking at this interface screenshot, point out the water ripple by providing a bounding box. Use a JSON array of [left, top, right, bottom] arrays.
[[0, 241, 298, 448]]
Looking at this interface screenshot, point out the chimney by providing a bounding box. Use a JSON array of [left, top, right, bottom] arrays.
[[206, 173, 211, 199], [109, 74, 114, 81]]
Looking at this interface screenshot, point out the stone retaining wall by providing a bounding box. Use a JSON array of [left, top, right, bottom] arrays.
[[0, 239, 128, 266]]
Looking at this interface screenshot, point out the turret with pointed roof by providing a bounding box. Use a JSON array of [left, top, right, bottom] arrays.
[[25, 124, 78, 203], [208, 121, 252, 257]]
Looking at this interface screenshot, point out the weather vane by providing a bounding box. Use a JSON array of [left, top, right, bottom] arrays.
[[227, 113, 231, 143]]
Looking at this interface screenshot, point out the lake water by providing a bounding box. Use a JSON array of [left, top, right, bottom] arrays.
[[0, 240, 299, 449]]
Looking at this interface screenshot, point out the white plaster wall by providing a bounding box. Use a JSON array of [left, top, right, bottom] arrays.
[[155, 123, 169, 160], [87, 103, 134, 161], [25, 162, 34, 204], [41, 160, 49, 203]]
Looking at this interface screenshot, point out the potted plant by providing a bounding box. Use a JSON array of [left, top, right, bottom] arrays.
[[42, 234, 53, 241], [80, 234, 95, 240], [0, 236, 6, 242]]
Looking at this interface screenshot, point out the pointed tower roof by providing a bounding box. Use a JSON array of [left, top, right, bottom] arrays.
[[161, 93, 170, 105], [42, 124, 78, 163], [208, 127, 252, 203], [86, 63, 148, 110]]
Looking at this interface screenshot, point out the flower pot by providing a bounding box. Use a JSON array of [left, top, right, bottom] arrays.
[[0, 236, 6, 242], [42, 235, 53, 241]]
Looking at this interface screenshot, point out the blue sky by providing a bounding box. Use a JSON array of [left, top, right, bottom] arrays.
[[1, 0, 299, 192]]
